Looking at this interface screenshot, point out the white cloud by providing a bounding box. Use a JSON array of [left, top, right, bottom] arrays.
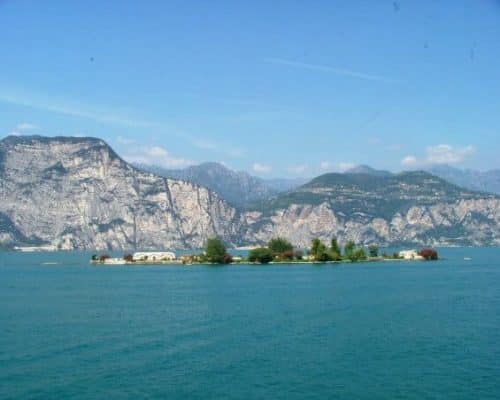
[[288, 164, 308, 174], [191, 138, 216, 150], [16, 122, 38, 131], [252, 163, 272, 174], [320, 161, 333, 170], [116, 135, 135, 145], [400, 144, 476, 168], [228, 148, 244, 158], [367, 136, 381, 145], [401, 155, 418, 167], [339, 162, 355, 172], [125, 146, 193, 168], [388, 144, 403, 151], [426, 144, 475, 165]]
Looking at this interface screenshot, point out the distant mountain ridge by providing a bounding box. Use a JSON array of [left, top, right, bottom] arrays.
[[427, 165, 500, 195], [242, 170, 500, 247], [134, 162, 305, 207], [345, 165, 392, 177], [0, 136, 499, 249]]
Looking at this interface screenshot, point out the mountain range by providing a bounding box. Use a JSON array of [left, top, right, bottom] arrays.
[[134, 162, 306, 207], [0, 135, 499, 249], [427, 165, 500, 195]]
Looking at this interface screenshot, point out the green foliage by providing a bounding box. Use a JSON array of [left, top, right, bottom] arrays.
[[342, 240, 367, 262], [268, 237, 293, 255], [330, 237, 341, 255], [352, 248, 367, 261], [309, 238, 322, 257], [315, 249, 331, 262], [204, 237, 227, 264], [248, 247, 273, 264], [344, 240, 356, 259], [309, 238, 331, 261], [330, 250, 342, 261], [368, 245, 379, 258]]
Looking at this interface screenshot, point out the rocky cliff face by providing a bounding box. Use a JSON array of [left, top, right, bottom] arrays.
[[242, 199, 500, 247], [0, 136, 241, 250], [0, 136, 499, 250], [242, 173, 500, 247]]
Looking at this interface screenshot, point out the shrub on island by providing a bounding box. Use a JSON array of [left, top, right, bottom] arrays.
[[418, 248, 438, 260]]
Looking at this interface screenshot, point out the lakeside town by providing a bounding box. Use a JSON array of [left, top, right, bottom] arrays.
[[91, 237, 439, 266]]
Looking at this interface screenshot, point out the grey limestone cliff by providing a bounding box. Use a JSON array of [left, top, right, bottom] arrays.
[[0, 136, 241, 250], [1, 136, 499, 250]]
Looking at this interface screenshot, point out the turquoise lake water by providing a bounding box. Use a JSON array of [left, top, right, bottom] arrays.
[[1, 248, 499, 399]]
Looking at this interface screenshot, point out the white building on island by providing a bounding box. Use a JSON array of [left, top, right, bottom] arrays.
[[132, 251, 176, 262], [398, 250, 424, 260]]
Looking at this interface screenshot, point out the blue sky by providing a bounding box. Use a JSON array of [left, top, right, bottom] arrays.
[[1, 0, 499, 177]]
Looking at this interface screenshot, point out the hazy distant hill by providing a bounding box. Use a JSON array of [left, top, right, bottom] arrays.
[[134, 162, 305, 207], [427, 165, 500, 195], [345, 165, 393, 177]]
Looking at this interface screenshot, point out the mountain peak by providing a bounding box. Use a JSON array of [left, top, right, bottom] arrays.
[[1, 134, 105, 147], [345, 165, 392, 176]]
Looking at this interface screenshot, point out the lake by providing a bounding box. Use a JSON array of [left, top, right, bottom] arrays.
[[1, 248, 499, 399]]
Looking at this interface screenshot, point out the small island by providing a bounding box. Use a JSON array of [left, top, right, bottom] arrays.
[[91, 236, 438, 266]]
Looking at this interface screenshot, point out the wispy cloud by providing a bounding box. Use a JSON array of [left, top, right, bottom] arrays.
[[191, 138, 216, 150], [252, 163, 272, 174], [16, 122, 38, 131], [265, 58, 401, 83], [228, 147, 244, 158], [401, 155, 418, 167], [0, 90, 160, 128], [116, 135, 135, 145], [288, 164, 308, 174], [0, 88, 228, 157], [339, 162, 356, 172], [320, 161, 333, 170]]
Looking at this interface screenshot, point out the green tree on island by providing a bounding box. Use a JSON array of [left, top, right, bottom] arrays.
[[352, 248, 367, 262], [204, 237, 227, 264], [344, 240, 356, 259], [248, 247, 274, 264], [268, 237, 293, 255], [343, 240, 367, 262], [368, 245, 379, 258], [330, 237, 342, 261], [309, 238, 331, 262]]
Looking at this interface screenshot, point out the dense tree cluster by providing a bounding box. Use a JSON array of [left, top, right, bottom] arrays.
[[196, 237, 437, 266], [204, 237, 232, 264], [308, 237, 367, 262]]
